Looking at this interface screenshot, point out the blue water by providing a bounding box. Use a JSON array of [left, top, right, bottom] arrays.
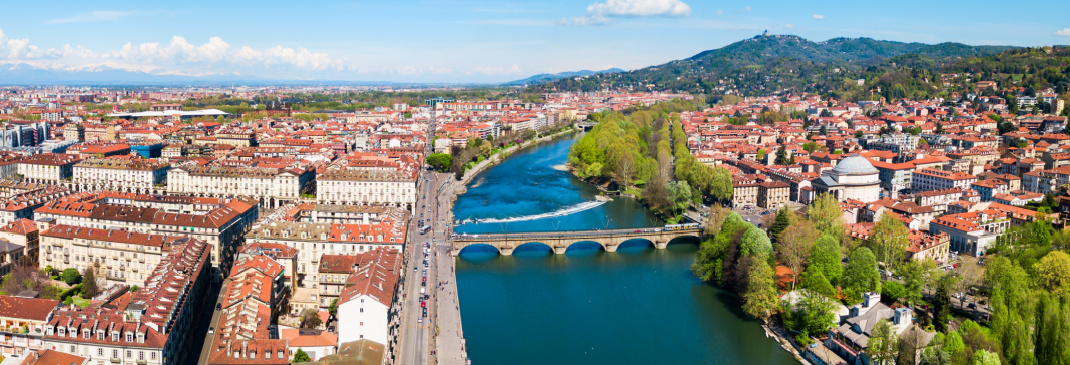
[[452, 134, 798, 365]]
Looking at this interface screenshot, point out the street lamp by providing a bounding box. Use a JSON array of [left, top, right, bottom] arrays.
[[600, 217, 612, 229]]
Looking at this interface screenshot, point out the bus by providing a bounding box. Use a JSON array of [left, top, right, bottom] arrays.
[[419, 225, 431, 235]]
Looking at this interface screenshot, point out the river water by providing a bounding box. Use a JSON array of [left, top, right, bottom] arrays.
[[452, 134, 798, 365]]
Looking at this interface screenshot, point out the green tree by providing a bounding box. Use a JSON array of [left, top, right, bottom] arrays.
[[425, 153, 453, 172], [1034, 250, 1070, 295], [774, 146, 789, 165], [881, 281, 906, 303], [869, 319, 900, 365], [1034, 291, 1070, 364], [932, 277, 953, 332], [868, 213, 909, 268], [328, 298, 339, 319], [60, 269, 81, 286], [898, 260, 934, 308], [842, 247, 880, 304], [741, 253, 778, 322], [740, 226, 773, 258], [768, 208, 792, 243], [808, 235, 844, 285], [293, 349, 311, 363], [809, 193, 844, 240], [82, 268, 98, 298], [970, 350, 1000, 365]]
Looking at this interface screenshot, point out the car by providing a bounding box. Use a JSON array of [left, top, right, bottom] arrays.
[[635, 229, 641, 233], [967, 303, 977, 309], [418, 317, 423, 324], [216, 303, 221, 310], [414, 266, 418, 272], [208, 327, 214, 334], [421, 301, 426, 308], [421, 281, 426, 287], [422, 308, 428, 317]]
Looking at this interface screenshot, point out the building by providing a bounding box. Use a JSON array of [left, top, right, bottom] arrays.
[[42, 238, 211, 365], [757, 181, 790, 209], [39, 226, 195, 288], [911, 169, 978, 193], [34, 192, 258, 274], [315, 170, 416, 212], [810, 155, 881, 203], [73, 159, 170, 194], [245, 214, 407, 289], [827, 293, 913, 365], [336, 248, 401, 352], [167, 164, 314, 208], [907, 231, 950, 264], [207, 251, 291, 365], [16, 154, 81, 184], [279, 329, 336, 361], [928, 209, 1010, 256], [0, 295, 61, 357]]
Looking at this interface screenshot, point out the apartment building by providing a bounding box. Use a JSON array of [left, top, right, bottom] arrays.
[[207, 254, 290, 365], [336, 247, 401, 352], [16, 154, 81, 184], [42, 238, 211, 365], [757, 181, 790, 209], [911, 168, 977, 193], [39, 225, 193, 287], [315, 170, 416, 211], [245, 214, 407, 289], [33, 192, 258, 273], [0, 295, 60, 357], [167, 164, 314, 208], [73, 158, 170, 194]]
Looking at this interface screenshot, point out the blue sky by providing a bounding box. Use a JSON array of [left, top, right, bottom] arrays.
[[1, 0, 1068, 83]]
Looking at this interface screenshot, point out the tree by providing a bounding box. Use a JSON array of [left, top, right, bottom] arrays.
[[668, 181, 693, 216], [426, 153, 453, 172], [0, 266, 47, 296], [808, 235, 844, 285], [842, 247, 880, 304], [920, 333, 952, 365], [60, 269, 81, 286], [82, 267, 98, 298], [868, 319, 899, 365], [932, 277, 953, 332], [774, 146, 789, 165], [868, 213, 909, 268], [778, 219, 820, 290], [1034, 250, 1070, 295], [898, 260, 934, 308], [1034, 291, 1070, 364], [740, 226, 773, 258], [300, 309, 322, 329], [780, 290, 838, 339], [328, 298, 339, 319], [809, 193, 844, 240], [801, 268, 837, 298], [293, 349, 311, 363], [768, 208, 792, 244], [741, 253, 778, 322], [881, 281, 906, 303], [970, 350, 1000, 365]]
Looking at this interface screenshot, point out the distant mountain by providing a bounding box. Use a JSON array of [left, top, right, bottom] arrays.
[[0, 63, 250, 85], [529, 34, 1020, 98], [505, 68, 624, 86]]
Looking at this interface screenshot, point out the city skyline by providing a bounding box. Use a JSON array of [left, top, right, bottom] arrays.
[[1, 0, 1068, 83]]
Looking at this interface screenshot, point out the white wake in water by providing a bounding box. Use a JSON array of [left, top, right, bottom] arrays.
[[474, 201, 606, 223]]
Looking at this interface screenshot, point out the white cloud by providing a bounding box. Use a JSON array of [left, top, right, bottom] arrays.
[[812, 14, 825, 20], [0, 27, 347, 75], [1056, 28, 1070, 36], [785, 24, 795, 29], [47, 11, 135, 24], [742, 6, 751, 12], [561, 0, 691, 26], [715, 10, 723, 15]]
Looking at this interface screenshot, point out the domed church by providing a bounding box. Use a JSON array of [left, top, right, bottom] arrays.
[[810, 154, 881, 203]]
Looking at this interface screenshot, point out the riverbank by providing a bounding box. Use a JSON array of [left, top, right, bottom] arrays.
[[454, 126, 578, 189]]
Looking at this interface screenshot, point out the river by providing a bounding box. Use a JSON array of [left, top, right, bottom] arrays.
[[452, 134, 798, 365]]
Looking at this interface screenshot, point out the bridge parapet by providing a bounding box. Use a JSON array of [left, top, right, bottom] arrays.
[[451, 227, 702, 256]]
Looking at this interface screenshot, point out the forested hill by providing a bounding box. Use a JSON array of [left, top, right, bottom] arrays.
[[527, 34, 1038, 100]]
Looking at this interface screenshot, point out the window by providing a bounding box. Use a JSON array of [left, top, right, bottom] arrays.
[[138, 351, 144, 360], [125, 333, 132, 342], [126, 351, 131, 358], [70, 346, 76, 353], [151, 352, 156, 360], [98, 349, 103, 356], [113, 350, 118, 359]]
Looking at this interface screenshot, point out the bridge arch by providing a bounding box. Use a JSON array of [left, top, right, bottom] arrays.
[[665, 235, 702, 247], [564, 241, 606, 254], [512, 241, 554, 255], [614, 238, 656, 252], [456, 243, 501, 256]]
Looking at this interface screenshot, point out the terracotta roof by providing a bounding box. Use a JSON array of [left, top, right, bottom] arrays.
[[0, 296, 59, 321]]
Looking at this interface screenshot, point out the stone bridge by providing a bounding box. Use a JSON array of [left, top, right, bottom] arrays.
[[452, 226, 702, 255]]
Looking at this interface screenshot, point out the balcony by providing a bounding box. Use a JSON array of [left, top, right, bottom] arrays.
[[110, 358, 120, 364]]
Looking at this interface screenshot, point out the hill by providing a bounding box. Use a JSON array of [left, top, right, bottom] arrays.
[[505, 68, 624, 86], [528, 34, 1031, 101]]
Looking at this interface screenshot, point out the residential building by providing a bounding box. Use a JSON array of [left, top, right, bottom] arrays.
[[911, 169, 977, 193], [73, 159, 170, 194], [16, 154, 81, 184], [336, 248, 402, 354], [0, 295, 60, 357], [315, 170, 416, 212], [928, 209, 1010, 256], [42, 238, 211, 365], [39, 226, 194, 288]]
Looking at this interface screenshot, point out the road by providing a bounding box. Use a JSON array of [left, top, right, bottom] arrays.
[[192, 279, 225, 365]]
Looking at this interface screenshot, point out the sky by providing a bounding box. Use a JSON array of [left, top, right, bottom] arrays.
[[1, 0, 1068, 83]]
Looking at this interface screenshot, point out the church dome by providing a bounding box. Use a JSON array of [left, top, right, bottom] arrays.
[[832, 155, 878, 175]]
